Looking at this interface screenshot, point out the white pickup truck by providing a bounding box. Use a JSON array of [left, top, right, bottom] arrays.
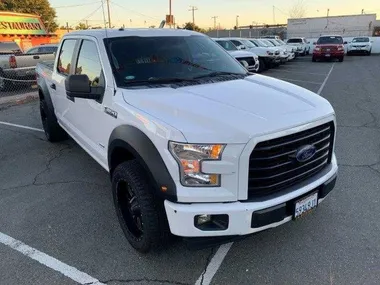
[[36, 28, 338, 253]]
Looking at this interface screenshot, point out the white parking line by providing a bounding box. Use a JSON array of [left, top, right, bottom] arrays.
[[0, 121, 44, 132], [317, 63, 335, 95], [273, 77, 322, 85], [274, 70, 327, 76], [0, 232, 104, 285], [195, 242, 233, 285]]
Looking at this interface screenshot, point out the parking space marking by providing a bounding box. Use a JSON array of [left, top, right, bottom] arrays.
[[0, 121, 44, 132], [271, 77, 323, 85], [194, 242, 233, 285], [0, 232, 105, 285], [317, 63, 335, 95], [273, 70, 328, 76]]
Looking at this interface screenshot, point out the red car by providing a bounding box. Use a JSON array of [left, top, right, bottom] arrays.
[[312, 35, 346, 62]]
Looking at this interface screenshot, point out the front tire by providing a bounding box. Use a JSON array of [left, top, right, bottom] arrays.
[[338, 56, 344, 62], [40, 98, 67, 142], [258, 58, 266, 72], [312, 56, 316, 62], [112, 160, 171, 253]]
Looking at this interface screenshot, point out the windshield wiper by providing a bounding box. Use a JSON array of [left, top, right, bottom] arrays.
[[124, 77, 196, 85], [193, 71, 248, 79]]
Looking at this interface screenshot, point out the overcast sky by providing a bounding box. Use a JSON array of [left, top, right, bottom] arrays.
[[50, 0, 380, 28]]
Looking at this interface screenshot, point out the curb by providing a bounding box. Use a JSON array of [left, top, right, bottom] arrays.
[[0, 92, 39, 107]]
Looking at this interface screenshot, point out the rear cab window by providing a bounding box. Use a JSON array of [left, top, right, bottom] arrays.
[[287, 38, 302, 43]]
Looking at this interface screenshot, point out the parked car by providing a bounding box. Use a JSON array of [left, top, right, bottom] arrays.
[[225, 37, 280, 70], [347, 37, 372, 55], [0, 41, 55, 91], [37, 28, 338, 253], [25, 44, 58, 55], [213, 38, 260, 72], [268, 39, 296, 60], [286, 37, 310, 56], [260, 38, 290, 63], [312, 35, 346, 62], [261, 35, 281, 40]]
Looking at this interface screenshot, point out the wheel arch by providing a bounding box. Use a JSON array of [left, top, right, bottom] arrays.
[[108, 125, 177, 202]]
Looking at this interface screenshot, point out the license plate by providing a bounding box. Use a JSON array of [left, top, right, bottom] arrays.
[[325, 54, 331, 57], [294, 192, 318, 219], [326, 49, 331, 52]]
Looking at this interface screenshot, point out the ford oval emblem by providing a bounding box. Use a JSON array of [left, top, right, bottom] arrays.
[[295, 145, 317, 163]]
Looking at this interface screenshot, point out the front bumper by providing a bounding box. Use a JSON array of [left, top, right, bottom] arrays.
[[313, 51, 344, 58], [165, 155, 338, 237], [348, 46, 371, 53]]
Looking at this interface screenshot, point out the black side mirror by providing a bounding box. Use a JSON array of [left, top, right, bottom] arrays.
[[343, 41, 348, 44], [65, 74, 103, 100]]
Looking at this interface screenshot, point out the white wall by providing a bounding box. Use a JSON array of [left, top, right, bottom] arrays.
[[288, 14, 377, 38]]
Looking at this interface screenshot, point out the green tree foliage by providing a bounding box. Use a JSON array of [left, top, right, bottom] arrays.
[[75, 22, 87, 30], [0, 0, 58, 32], [182, 22, 206, 33]]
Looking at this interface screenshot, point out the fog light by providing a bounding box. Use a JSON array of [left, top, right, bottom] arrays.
[[194, 214, 229, 231], [197, 214, 211, 225]]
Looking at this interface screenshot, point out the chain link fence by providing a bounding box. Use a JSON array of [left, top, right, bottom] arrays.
[[0, 73, 37, 100]]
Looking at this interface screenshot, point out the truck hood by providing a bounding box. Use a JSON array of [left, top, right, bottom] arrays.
[[229, 50, 257, 58], [122, 75, 334, 143]]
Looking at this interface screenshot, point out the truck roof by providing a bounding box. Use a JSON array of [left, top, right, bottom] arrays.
[[63, 28, 203, 39]]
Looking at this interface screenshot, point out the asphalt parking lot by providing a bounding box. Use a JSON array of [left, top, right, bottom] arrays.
[[0, 55, 380, 285]]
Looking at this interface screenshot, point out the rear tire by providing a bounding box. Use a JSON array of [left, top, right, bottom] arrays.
[[368, 50, 371, 56], [338, 56, 344, 62], [40, 97, 67, 142], [312, 56, 316, 62], [0, 71, 11, 92], [112, 160, 171, 253]]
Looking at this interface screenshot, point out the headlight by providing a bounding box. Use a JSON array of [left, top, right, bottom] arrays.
[[315, 47, 321, 51], [266, 51, 273, 55], [169, 142, 225, 187]]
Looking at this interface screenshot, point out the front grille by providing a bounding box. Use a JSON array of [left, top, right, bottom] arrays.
[[248, 122, 334, 199], [237, 57, 255, 67], [322, 47, 337, 52]]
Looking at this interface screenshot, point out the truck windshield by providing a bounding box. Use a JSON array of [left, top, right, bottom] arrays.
[[240, 39, 256, 48], [253, 39, 269, 47], [287, 38, 302, 43], [215, 40, 238, 51], [352, 37, 369, 43], [317, 36, 343, 44], [104, 35, 247, 87]]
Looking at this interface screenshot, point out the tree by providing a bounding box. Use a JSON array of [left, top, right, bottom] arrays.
[[75, 23, 88, 30], [182, 22, 206, 33], [0, 0, 58, 32], [289, 0, 307, 19]]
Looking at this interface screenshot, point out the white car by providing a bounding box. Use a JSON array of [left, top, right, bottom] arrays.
[[269, 39, 296, 60], [286, 37, 310, 56], [36, 28, 338, 253], [260, 38, 290, 63], [213, 38, 260, 72], [347, 37, 372, 55]]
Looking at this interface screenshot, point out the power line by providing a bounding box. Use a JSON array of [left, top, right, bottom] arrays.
[[54, 2, 101, 9], [70, 4, 103, 27], [109, 1, 160, 20], [188, 6, 198, 25]]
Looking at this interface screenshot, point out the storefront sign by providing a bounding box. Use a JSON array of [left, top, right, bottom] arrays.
[[0, 12, 46, 35]]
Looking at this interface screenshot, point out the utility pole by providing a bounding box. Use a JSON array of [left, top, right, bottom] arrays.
[[66, 22, 69, 33], [327, 8, 330, 17], [106, 0, 111, 28], [189, 6, 198, 25], [85, 20, 88, 29], [361, 9, 364, 14], [236, 15, 239, 29], [273, 6, 276, 24], [169, 0, 172, 28], [211, 16, 218, 29]]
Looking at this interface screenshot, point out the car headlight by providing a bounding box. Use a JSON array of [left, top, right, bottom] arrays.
[[266, 51, 274, 55], [169, 142, 225, 187], [315, 47, 321, 51]]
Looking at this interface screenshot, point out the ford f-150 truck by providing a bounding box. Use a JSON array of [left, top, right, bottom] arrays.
[[36, 28, 338, 253]]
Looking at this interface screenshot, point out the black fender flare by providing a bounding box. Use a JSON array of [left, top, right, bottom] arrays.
[[108, 125, 177, 202], [38, 80, 54, 113]]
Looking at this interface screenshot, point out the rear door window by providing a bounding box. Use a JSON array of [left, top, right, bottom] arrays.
[[57, 39, 77, 75]]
